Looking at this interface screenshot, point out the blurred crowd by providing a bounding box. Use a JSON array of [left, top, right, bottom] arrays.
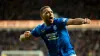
[[69, 29, 100, 56], [0, 0, 100, 20], [0, 0, 100, 56], [0, 29, 99, 56]]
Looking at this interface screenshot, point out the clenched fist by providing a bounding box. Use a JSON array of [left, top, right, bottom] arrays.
[[20, 31, 31, 41]]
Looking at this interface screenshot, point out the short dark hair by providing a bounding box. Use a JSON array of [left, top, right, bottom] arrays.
[[40, 6, 50, 14]]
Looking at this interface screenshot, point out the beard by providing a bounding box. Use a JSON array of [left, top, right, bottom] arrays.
[[44, 17, 54, 25]]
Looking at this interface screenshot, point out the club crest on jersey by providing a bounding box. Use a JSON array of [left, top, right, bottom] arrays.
[[53, 25, 57, 31]]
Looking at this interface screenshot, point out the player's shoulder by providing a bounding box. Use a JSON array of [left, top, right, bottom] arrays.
[[54, 17, 68, 23], [36, 23, 45, 29], [54, 18, 60, 22], [54, 17, 68, 20]]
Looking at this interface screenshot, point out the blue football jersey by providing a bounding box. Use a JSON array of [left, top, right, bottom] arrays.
[[31, 18, 76, 56]]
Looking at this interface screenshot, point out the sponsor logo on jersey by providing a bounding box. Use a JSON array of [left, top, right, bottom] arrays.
[[46, 32, 58, 40], [53, 25, 57, 31]]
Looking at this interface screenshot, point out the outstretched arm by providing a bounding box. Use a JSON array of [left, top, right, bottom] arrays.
[[67, 18, 91, 25]]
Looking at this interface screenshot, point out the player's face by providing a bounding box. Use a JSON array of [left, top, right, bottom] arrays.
[[41, 8, 54, 24]]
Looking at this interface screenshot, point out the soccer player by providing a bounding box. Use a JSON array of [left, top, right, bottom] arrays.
[[20, 6, 90, 56]]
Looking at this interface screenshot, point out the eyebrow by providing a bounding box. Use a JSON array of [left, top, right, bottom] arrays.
[[44, 10, 53, 14]]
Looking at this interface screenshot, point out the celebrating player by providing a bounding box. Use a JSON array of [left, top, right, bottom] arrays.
[[20, 6, 90, 56]]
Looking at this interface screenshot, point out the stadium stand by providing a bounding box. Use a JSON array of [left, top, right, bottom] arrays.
[[0, 0, 100, 20], [0, 29, 99, 56]]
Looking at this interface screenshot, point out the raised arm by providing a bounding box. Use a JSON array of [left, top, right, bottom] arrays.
[[67, 18, 91, 25], [19, 25, 40, 42]]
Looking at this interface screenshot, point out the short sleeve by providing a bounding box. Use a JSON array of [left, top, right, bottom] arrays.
[[31, 25, 40, 37], [57, 18, 68, 27]]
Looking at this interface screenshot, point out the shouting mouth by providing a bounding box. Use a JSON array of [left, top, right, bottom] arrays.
[[49, 17, 53, 19], [48, 17, 53, 23]]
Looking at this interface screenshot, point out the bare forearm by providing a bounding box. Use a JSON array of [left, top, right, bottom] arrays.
[[73, 18, 85, 25], [67, 18, 90, 25]]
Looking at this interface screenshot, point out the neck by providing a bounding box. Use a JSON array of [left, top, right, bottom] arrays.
[[45, 21, 53, 26]]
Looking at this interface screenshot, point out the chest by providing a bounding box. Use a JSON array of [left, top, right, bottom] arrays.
[[41, 25, 57, 34], [40, 25, 58, 40]]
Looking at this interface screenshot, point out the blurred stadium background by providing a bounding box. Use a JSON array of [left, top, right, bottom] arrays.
[[0, 0, 100, 56]]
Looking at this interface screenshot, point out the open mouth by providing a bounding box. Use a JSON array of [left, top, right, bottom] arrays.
[[49, 17, 53, 19], [47, 17, 53, 23]]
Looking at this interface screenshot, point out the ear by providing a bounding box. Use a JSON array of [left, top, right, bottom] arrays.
[[40, 13, 43, 19], [40, 13, 42, 18]]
